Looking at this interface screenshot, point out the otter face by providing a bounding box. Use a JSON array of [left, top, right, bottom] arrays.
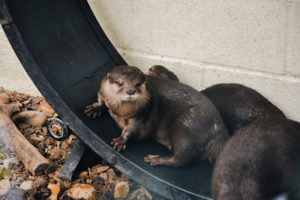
[[145, 65, 164, 76], [105, 66, 147, 102], [146, 65, 179, 81]]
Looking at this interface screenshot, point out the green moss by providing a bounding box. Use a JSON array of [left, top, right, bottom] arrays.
[[0, 168, 6, 180]]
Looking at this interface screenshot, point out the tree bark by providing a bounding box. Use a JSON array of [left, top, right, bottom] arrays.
[[0, 104, 49, 175]]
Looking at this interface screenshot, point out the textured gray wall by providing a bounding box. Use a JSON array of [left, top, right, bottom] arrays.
[[0, 26, 40, 96]]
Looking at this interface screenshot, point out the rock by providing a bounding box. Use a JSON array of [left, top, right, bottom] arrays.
[[61, 141, 69, 150], [12, 111, 47, 128], [0, 92, 10, 104], [42, 126, 48, 134], [49, 147, 61, 160], [40, 186, 51, 196], [107, 168, 117, 184], [60, 181, 71, 191], [0, 178, 11, 196], [30, 134, 44, 142], [128, 186, 152, 200], [23, 100, 31, 105], [48, 194, 58, 200], [79, 171, 88, 179], [32, 177, 47, 188], [19, 180, 33, 191], [27, 188, 38, 198], [47, 183, 60, 200], [39, 102, 55, 117], [86, 179, 92, 184], [47, 183, 61, 195], [100, 173, 108, 182], [114, 181, 130, 199], [92, 176, 104, 187], [66, 184, 96, 200], [94, 165, 110, 174], [2, 186, 24, 200]]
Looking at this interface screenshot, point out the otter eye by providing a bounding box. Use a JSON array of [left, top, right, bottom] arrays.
[[116, 81, 123, 86], [136, 82, 142, 87], [149, 67, 153, 71]]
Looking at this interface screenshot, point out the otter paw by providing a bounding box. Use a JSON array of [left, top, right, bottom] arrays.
[[85, 103, 102, 118], [144, 155, 161, 166], [110, 137, 126, 152]]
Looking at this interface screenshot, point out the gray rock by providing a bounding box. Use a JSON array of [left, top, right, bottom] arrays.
[[19, 180, 33, 191], [0, 179, 11, 196]]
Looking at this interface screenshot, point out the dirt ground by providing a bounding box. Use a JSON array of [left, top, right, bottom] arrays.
[[0, 89, 164, 200]]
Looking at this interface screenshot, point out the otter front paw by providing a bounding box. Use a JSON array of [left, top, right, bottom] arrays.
[[144, 155, 161, 166], [110, 137, 127, 152], [85, 103, 103, 118]]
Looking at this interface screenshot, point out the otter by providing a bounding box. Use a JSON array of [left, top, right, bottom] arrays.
[[146, 65, 285, 135], [146, 65, 179, 81], [85, 66, 229, 167], [212, 117, 300, 200]]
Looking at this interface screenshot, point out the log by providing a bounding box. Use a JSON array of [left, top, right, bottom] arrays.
[[0, 104, 49, 175]]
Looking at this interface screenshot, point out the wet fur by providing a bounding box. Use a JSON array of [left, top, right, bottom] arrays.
[[202, 84, 286, 135], [86, 66, 229, 167], [212, 117, 300, 200], [147, 66, 285, 135]]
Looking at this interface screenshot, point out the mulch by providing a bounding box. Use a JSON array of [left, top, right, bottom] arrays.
[[0, 89, 163, 200]]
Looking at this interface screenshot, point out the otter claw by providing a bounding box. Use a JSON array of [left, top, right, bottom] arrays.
[[144, 155, 161, 166], [110, 137, 126, 152], [85, 103, 102, 118]]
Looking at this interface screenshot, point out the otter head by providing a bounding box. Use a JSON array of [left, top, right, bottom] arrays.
[[146, 65, 179, 81], [101, 66, 150, 117]]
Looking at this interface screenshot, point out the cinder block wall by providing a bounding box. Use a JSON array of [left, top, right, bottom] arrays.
[[88, 0, 300, 122], [0, 26, 40, 96], [0, 1, 299, 122]]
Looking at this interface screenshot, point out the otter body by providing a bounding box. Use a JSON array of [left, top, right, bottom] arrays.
[[202, 84, 285, 135], [146, 66, 285, 135], [212, 117, 300, 200], [86, 66, 229, 167]]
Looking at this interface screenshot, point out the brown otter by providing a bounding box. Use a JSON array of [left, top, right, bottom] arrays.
[[146, 65, 285, 135], [145, 65, 179, 81], [212, 117, 300, 200], [85, 66, 229, 167]]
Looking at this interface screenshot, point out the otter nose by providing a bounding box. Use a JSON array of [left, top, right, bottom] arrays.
[[127, 89, 136, 95]]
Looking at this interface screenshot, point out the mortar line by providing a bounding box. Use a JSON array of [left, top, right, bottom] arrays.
[[119, 48, 300, 82]]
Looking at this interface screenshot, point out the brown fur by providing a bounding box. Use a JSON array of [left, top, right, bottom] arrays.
[[212, 117, 300, 200], [147, 65, 285, 135], [86, 66, 229, 167], [146, 65, 179, 81]]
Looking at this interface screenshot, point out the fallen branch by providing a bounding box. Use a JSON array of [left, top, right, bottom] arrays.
[[0, 104, 49, 175]]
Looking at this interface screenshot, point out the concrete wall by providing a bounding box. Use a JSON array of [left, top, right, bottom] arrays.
[[0, 1, 299, 121], [0, 26, 41, 96], [88, 0, 300, 122]]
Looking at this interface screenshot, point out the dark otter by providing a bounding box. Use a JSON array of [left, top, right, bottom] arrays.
[[212, 117, 300, 200], [86, 66, 229, 167], [201, 84, 285, 135], [145, 65, 179, 81], [146, 65, 285, 135]]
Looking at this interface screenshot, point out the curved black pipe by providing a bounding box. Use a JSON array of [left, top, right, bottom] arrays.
[[0, 1, 212, 199]]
